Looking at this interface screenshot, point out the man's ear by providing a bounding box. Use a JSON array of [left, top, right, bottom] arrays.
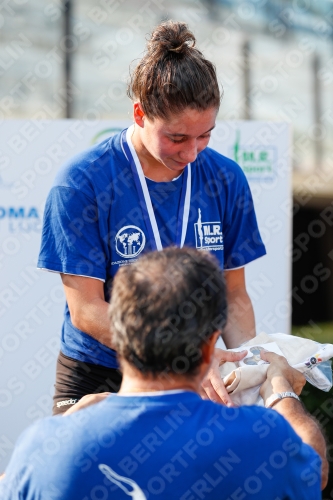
[[133, 102, 145, 127], [201, 331, 221, 366]]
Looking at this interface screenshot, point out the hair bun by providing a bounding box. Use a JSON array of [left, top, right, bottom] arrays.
[[148, 20, 196, 55], [128, 19, 221, 119]]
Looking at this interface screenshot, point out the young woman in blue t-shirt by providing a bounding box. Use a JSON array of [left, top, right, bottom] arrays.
[[38, 20, 265, 414]]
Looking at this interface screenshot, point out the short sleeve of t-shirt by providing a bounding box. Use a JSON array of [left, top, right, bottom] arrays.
[[222, 164, 266, 269], [240, 405, 322, 499], [38, 186, 107, 281], [282, 417, 322, 499]]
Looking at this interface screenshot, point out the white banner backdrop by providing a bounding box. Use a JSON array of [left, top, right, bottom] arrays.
[[0, 120, 291, 470]]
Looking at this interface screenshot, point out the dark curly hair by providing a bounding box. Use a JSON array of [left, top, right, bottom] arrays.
[[109, 247, 227, 375]]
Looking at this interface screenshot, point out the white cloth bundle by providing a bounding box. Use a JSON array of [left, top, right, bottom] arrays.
[[219, 332, 333, 407]]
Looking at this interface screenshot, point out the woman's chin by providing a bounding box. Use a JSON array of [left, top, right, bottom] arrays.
[[168, 160, 188, 170]]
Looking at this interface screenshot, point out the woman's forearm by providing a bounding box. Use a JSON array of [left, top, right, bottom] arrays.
[[223, 288, 256, 348]]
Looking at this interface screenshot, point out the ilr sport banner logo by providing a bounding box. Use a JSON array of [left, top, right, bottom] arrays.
[[231, 130, 277, 181]]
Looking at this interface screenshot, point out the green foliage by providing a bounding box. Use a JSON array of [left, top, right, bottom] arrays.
[[292, 323, 333, 345]]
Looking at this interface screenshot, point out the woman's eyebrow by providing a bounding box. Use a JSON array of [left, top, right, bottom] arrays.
[[168, 125, 216, 137]]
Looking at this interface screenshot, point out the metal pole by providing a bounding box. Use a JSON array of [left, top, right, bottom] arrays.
[[243, 40, 251, 120], [64, 0, 72, 119], [313, 53, 322, 171]]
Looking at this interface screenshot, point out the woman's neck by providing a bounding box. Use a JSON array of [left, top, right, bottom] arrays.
[[130, 125, 184, 182]]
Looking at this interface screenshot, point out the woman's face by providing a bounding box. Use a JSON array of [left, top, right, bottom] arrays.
[[135, 105, 218, 173]]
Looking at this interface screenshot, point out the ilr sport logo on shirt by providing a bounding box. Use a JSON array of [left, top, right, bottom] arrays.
[[194, 209, 224, 251]]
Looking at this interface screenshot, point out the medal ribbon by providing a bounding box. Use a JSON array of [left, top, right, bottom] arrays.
[[122, 127, 191, 251]]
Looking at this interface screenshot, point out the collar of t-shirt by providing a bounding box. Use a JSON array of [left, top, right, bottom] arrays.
[[116, 389, 193, 397]]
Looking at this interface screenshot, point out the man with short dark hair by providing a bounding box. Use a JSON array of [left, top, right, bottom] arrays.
[[0, 248, 328, 499]]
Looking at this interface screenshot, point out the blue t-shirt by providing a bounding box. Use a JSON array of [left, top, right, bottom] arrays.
[[37, 130, 266, 367], [0, 392, 321, 499]]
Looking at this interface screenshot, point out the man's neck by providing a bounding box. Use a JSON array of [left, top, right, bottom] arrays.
[[130, 125, 184, 182], [118, 368, 200, 395]]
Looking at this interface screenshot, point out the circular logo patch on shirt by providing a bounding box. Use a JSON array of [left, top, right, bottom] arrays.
[[115, 225, 146, 258]]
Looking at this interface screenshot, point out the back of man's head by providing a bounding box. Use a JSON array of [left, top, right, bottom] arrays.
[[109, 247, 227, 376]]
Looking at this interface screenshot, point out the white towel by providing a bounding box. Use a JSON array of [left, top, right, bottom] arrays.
[[219, 332, 333, 406]]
